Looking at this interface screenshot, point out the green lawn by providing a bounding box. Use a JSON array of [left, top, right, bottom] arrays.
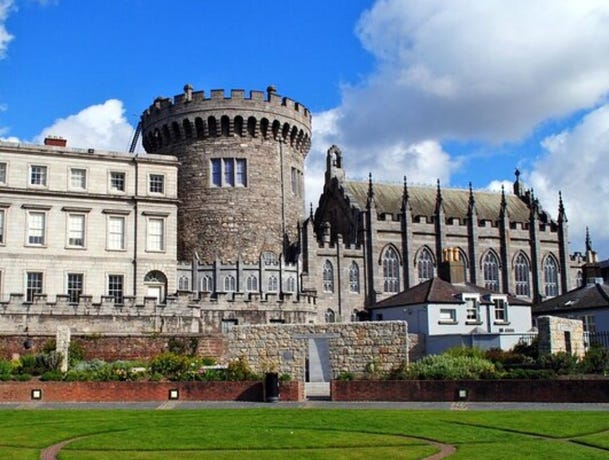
[[1, 409, 609, 459]]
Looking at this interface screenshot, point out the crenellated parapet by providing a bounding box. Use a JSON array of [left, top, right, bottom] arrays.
[[141, 86, 312, 155]]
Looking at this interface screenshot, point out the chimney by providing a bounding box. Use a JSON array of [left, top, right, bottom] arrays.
[[438, 247, 466, 284], [44, 136, 67, 147]]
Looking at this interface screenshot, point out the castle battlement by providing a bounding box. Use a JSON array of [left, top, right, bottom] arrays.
[[141, 86, 311, 155]]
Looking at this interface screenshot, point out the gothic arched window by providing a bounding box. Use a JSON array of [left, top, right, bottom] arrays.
[[483, 252, 500, 292], [286, 276, 296, 292], [544, 256, 559, 297], [268, 275, 279, 292], [417, 247, 434, 283], [178, 276, 190, 291], [349, 262, 360, 293], [200, 275, 213, 293], [514, 253, 530, 296], [383, 247, 400, 293], [323, 260, 334, 293], [246, 275, 258, 292], [224, 274, 236, 292], [325, 308, 336, 323]]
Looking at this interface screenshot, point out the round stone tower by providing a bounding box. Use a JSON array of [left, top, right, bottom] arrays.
[[140, 85, 312, 264]]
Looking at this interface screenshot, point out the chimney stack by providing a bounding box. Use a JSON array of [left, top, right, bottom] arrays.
[[44, 136, 67, 147], [438, 247, 466, 284]]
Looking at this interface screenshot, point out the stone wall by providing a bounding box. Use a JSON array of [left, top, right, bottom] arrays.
[[226, 321, 410, 380], [537, 315, 585, 357]]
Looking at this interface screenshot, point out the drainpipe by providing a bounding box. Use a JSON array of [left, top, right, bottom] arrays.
[[279, 139, 287, 258], [133, 156, 139, 299]]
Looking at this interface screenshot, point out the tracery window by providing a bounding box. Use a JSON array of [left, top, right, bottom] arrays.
[[200, 275, 213, 292], [417, 247, 434, 283], [224, 274, 236, 292], [268, 275, 279, 292], [323, 260, 334, 293], [382, 247, 400, 293], [246, 275, 258, 292], [325, 308, 336, 323], [483, 252, 500, 292], [544, 256, 559, 297], [514, 253, 530, 296], [349, 262, 360, 293]]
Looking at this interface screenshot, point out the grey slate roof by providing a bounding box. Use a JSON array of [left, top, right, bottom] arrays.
[[369, 277, 530, 310], [533, 283, 609, 314], [344, 181, 534, 223]]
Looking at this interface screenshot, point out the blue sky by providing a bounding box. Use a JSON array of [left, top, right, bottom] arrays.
[[2, 0, 609, 257]]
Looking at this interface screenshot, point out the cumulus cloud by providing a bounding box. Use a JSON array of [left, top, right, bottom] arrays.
[[33, 100, 137, 152], [529, 103, 609, 253], [0, 0, 14, 59]]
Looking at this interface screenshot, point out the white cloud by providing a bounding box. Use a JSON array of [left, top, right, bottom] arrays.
[[486, 180, 513, 193], [33, 99, 136, 152], [342, 0, 609, 147], [0, 0, 14, 59], [529, 103, 609, 254]]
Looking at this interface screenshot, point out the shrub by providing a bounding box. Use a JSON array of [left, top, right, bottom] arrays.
[[226, 356, 258, 381], [512, 337, 539, 360], [407, 354, 498, 380], [40, 370, 64, 381], [36, 351, 63, 373], [13, 373, 32, 382], [279, 373, 292, 383], [68, 341, 86, 366], [578, 344, 609, 375], [0, 359, 13, 377], [484, 348, 535, 370], [503, 368, 556, 379], [538, 352, 578, 375], [445, 346, 486, 359], [149, 352, 191, 380], [17, 354, 39, 375], [336, 371, 354, 381], [386, 361, 409, 380]]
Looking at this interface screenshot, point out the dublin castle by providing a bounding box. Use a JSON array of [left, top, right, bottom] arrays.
[[0, 85, 585, 334]]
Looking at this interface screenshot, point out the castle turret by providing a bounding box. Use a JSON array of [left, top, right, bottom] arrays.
[[140, 86, 312, 263]]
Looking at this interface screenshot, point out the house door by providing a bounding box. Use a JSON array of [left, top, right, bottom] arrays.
[[307, 338, 331, 382], [147, 286, 162, 304]]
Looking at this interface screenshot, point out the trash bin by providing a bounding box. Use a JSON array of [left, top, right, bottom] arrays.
[[264, 372, 279, 403]]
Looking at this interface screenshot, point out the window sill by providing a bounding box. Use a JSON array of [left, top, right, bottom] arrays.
[[65, 246, 86, 250], [25, 244, 47, 248], [145, 249, 166, 254], [106, 248, 127, 252], [465, 320, 483, 325], [438, 320, 458, 325], [493, 321, 511, 325]]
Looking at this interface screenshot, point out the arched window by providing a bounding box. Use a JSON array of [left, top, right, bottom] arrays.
[[514, 253, 530, 296], [247, 117, 257, 137], [262, 251, 278, 266], [417, 247, 434, 283], [220, 115, 230, 136], [182, 119, 193, 138], [325, 308, 336, 323], [246, 275, 258, 292], [234, 116, 244, 136], [200, 275, 213, 292], [224, 274, 236, 292], [286, 276, 296, 292], [383, 247, 400, 293], [576, 270, 583, 288], [178, 276, 190, 291], [349, 262, 360, 293], [323, 260, 334, 293], [544, 256, 559, 297], [483, 252, 500, 292], [268, 275, 279, 292]]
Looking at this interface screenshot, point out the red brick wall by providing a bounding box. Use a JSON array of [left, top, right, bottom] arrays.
[[331, 379, 609, 403], [0, 380, 303, 402]]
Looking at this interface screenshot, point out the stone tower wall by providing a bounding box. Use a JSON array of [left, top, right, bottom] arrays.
[[140, 87, 312, 263]]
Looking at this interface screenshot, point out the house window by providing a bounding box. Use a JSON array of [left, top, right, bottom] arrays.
[[263, 252, 278, 266], [29, 165, 47, 186], [149, 174, 164, 194], [465, 297, 480, 322], [268, 275, 279, 292], [146, 218, 164, 251], [0, 209, 5, 244], [544, 256, 559, 297], [221, 319, 238, 333], [576, 271, 583, 288], [70, 168, 86, 190], [178, 276, 190, 291], [27, 211, 45, 245], [67, 214, 85, 247], [210, 158, 247, 187], [493, 298, 508, 322], [514, 253, 530, 296], [246, 275, 258, 292], [325, 308, 336, 323], [67, 273, 83, 304], [107, 216, 125, 250], [291, 167, 303, 196], [108, 274, 124, 305], [110, 171, 125, 192], [382, 247, 400, 293], [439, 308, 456, 323], [0, 162, 6, 184], [26, 271, 43, 302], [349, 262, 360, 293], [200, 275, 213, 292], [483, 252, 500, 292], [286, 276, 296, 293], [580, 314, 596, 333], [224, 274, 236, 292], [322, 260, 334, 293], [417, 247, 434, 283]]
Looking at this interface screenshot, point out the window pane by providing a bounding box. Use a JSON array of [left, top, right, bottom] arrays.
[[211, 159, 221, 186], [0, 209, 4, 244], [149, 174, 164, 193], [236, 159, 247, 186], [147, 218, 164, 251], [26, 272, 43, 302], [30, 166, 47, 186], [108, 275, 123, 304], [0, 163, 6, 184], [67, 273, 83, 304], [110, 172, 125, 191], [28, 212, 45, 245], [108, 216, 125, 250], [71, 169, 86, 189], [223, 158, 234, 186], [68, 214, 85, 247]]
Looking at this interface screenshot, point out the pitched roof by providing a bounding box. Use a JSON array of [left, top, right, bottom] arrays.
[[533, 283, 609, 314], [369, 277, 530, 310], [343, 180, 537, 223]]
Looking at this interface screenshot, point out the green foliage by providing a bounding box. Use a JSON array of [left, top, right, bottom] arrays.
[[364, 358, 382, 379], [279, 373, 292, 383], [386, 361, 409, 380], [167, 336, 199, 356], [407, 354, 498, 380], [36, 350, 63, 372], [68, 340, 86, 366], [512, 337, 539, 360], [17, 354, 38, 375], [445, 346, 486, 359], [538, 352, 579, 375], [226, 356, 259, 381], [39, 370, 64, 381], [0, 359, 12, 377], [149, 352, 192, 380], [578, 344, 609, 374], [484, 348, 536, 370], [200, 356, 217, 366], [502, 368, 556, 379], [336, 371, 355, 381]]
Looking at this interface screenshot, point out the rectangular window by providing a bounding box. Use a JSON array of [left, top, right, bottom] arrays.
[[108, 274, 124, 305], [221, 319, 238, 333], [149, 174, 164, 194], [70, 168, 87, 190], [67, 273, 83, 304], [493, 298, 508, 322], [27, 211, 45, 245], [30, 165, 47, 186], [67, 214, 85, 247], [147, 218, 164, 251], [0, 162, 6, 184], [110, 171, 125, 192], [439, 308, 456, 323], [465, 298, 480, 322], [26, 272, 43, 302], [107, 216, 125, 250], [0, 209, 4, 244], [211, 159, 221, 187], [236, 159, 247, 186], [581, 314, 596, 333], [223, 158, 234, 187]]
